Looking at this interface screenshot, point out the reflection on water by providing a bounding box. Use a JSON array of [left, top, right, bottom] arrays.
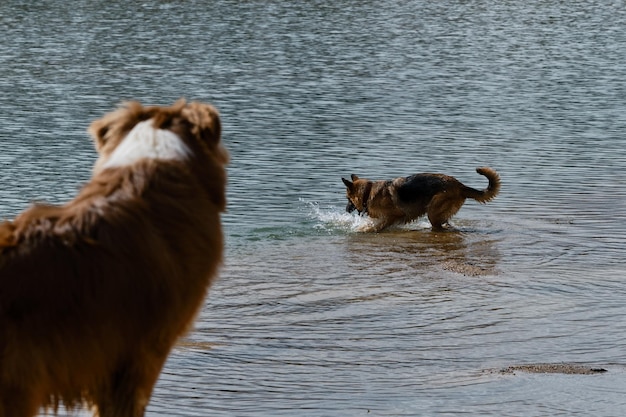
[[1, 0, 626, 416], [344, 228, 501, 277]]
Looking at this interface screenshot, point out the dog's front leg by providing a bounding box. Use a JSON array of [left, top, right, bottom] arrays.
[[356, 223, 377, 233], [356, 218, 392, 233]]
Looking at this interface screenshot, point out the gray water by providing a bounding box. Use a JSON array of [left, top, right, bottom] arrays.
[[1, 1, 626, 416]]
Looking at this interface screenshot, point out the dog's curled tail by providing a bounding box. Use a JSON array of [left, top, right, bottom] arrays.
[[462, 167, 501, 204]]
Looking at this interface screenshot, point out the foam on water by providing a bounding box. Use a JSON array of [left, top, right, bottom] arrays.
[[300, 198, 373, 233]]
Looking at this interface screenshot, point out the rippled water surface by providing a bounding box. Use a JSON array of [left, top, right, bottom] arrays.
[[2, 1, 626, 416]]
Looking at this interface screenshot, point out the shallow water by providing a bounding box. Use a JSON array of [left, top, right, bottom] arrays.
[[1, 0, 626, 416]]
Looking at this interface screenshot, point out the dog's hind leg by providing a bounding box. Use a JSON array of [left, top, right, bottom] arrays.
[[427, 194, 465, 231]]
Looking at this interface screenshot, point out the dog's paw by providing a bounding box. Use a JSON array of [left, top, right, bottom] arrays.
[[355, 221, 377, 233]]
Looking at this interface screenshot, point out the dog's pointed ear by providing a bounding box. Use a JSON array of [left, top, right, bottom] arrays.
[[181, 101, 221, 145], [88, 101, 145, 151], [351, 174, 359, 181], [342, 177, 353, 189], [88, 120, 109, 150]]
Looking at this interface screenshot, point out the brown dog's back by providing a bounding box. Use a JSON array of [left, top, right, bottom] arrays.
[[0, 100, 228, 417]]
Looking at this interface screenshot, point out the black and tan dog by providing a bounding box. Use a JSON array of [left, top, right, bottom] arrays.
[[342, 167, 500, 232]]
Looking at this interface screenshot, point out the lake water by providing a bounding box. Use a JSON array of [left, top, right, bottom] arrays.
[[2, 0, 626, 415]]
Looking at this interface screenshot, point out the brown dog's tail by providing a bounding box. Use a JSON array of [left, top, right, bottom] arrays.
[[461, 167, 501, 204]]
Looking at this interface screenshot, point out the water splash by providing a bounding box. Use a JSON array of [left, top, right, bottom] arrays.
[[299, 198, 437, 233], [300, 198, 373, 233]]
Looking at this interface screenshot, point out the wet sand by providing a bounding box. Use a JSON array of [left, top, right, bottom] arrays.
[[497, 363, 608, 375]]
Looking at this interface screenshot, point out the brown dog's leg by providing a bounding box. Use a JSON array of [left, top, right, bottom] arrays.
[[374, 219, 397, 232], [363, 217, 398, 232], [427, 194, 465, 231]]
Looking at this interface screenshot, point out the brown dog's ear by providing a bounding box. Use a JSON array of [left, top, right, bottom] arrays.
[[88, 101, 145, 151], [88, 118, 110, 150], [181, 101, 221, 145], [351, 174, 359, 181], [342, 177, 353, 189]]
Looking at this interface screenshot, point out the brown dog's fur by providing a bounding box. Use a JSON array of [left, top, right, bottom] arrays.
[[0, 100, 228, 417], [342, 167, 500, 232]]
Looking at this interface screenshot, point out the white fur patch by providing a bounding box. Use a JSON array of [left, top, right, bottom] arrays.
[[102, 119, 190, 169]]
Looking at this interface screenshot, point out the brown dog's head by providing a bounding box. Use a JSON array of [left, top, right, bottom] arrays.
[[88, 99, 229, 208], [342, 174, 369, 215], [89, 99, 227, 168]]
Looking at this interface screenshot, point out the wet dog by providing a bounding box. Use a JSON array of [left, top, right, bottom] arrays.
[[342, 167, 500, 232], [0, 100, 228, 417]]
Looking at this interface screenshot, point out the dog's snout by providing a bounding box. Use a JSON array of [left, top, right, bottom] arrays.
[[346, 201, 356, 213]]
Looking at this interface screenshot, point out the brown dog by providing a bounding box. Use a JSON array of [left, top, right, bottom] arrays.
[[342, 167, 500, 232], [0, 100, 228, 417]]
